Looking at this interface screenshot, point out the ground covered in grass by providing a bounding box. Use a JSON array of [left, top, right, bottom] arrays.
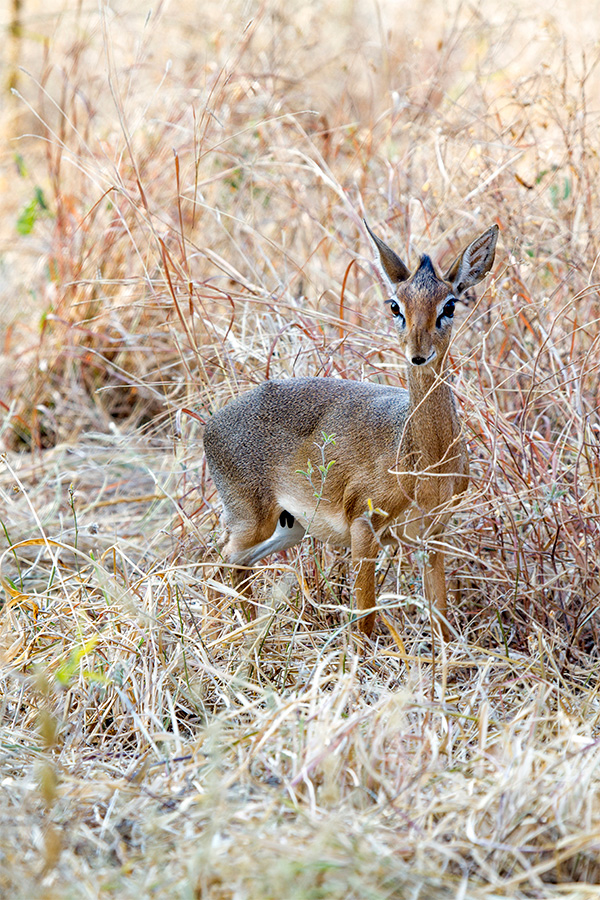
[[1, 0, 600, 896]]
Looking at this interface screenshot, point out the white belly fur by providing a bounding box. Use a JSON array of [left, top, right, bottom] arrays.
[[276, 491, 352, 546]]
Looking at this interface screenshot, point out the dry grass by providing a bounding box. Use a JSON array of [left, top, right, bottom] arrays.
[[2, 0, 600, 897]]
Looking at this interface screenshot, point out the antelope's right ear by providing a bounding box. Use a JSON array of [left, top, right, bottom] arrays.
[[444, 224, 499, 296], [364, 220, 410, 284]]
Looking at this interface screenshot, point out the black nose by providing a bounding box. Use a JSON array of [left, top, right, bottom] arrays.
[[411, 356, 426, 366]]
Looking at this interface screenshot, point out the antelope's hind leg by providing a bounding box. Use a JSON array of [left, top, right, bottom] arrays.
[[221, 505, 306, 617]]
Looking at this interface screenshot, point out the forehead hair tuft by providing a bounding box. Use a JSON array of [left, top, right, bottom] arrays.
[[411, 254, 438, 290]]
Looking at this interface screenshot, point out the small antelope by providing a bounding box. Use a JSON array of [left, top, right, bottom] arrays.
[[204, 222, 498, 637]]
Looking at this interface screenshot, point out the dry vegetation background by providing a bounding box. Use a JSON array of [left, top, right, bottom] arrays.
[[1, 0, 600, 896]]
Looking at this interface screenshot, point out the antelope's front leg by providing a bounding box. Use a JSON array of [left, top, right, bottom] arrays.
[[422, 539, 450, 641], [350, 518, 379, 636]]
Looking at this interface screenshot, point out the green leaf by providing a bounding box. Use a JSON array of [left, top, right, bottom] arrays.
[[34, 186, 48, 210], [16, 198, 38, 235], [15, 187, 50, 235], [14, 152, 27, 177]]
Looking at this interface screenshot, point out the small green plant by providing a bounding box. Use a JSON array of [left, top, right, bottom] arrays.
[[54, 637, 104, 688], [16, 186, 49, 236], [296, 431, 337, 505]]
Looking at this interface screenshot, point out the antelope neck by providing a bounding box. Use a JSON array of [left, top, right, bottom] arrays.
[[406, 359, 451, 401], [405, 363, 459, 460]]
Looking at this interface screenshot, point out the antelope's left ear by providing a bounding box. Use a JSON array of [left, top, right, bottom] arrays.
[[444, 224, 499, 296]]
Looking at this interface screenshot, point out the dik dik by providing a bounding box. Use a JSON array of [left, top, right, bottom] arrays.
[[204, 222, 498, 638]]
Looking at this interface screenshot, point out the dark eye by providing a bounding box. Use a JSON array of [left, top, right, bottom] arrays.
[[436, 298, 455, 329], [387, 299, 405, 326]]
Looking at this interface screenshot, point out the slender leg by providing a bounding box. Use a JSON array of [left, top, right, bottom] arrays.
[[422, 542, 450, 641], [229, 563, 256, 619], [223, 509, 305, 619], [221, 513, 279, 620], [350, 518, 379, 636]]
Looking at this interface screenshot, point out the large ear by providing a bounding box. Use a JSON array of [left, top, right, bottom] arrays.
[[444, 224, 498, 295], [364, 220, 410, 284]]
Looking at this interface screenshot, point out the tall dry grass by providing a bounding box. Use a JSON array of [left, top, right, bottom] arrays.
[[1, 0, 600, 897]]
